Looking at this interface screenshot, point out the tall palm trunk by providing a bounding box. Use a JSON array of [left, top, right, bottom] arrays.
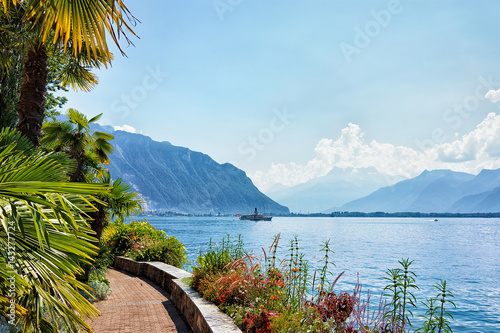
[[89, 205, 106, 240], [16, 42, 48, 146], [70, 151, 86, 182]]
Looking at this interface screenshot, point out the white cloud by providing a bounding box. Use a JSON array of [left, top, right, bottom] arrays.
[[485, 89, 500, 103], [435, 113, 500, 161], [251, 113, 500, 190], [113, 125, 137, 133]]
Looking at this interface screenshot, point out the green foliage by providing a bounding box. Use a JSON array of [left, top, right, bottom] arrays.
[[191, 235, 457, 333], [41, 108, 114, 182], [103, 220, 188, 269], [102, 222, 133, 255], [0, 127, 109, 332], [86, 275, 112, 301], [0, 7, 29, 129], [106, 176, 143, 223], [416, 280, 456, 333], [0, 16, 70, 129], [79, 244, 115, 282], [126, 233, 187, 268], [41, 109, 143, 241], [191, 234, 246, 291], [1, 0, 138, 128], [43, 50, 70, 121], [383, 258, 419, 332], [192, 234, 356, 333], [286, 236, 309, 311], [314, 239, 336, 298], [0, 60, 22, 128]]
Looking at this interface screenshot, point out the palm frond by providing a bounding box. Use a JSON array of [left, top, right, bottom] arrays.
[[57, 59, 98, 92], [109, 178, 143, 222], [0, 128, 108, 331], [88, 113, 103, 124], [24, 0, 139, 61], [0, 128, 33, 152], [66, 108, 89, 132], [92, 130, 113, 141]]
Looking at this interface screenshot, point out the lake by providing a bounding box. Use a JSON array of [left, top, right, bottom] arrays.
[[145, 216, 500, 332]]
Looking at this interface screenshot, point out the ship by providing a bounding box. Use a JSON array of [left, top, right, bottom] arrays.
[[239, 208, 272, 221]]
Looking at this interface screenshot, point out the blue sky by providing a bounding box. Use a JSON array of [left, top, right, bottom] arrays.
[[61, 0, 500, 190]]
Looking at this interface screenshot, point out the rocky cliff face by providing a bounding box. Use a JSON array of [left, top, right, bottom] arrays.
[[99, 126, 289, 215]]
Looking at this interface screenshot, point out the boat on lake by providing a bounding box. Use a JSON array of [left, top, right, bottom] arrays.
[[239, 208, 272, 221]]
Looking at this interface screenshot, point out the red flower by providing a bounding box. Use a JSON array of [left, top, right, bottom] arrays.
[[240, 310, 273, 333]]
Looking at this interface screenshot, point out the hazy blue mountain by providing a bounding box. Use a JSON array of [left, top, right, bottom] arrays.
[[447, 168, 500, 212], [342, 169, 500, 213], [449, 187, 500, 213], [266, 167, 405, 213], [469, 187, 500, 212], [457, 168, 500, 194], [92, 125, 289, 214]]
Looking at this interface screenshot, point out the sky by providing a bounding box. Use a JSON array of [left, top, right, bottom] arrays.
[[61, 0, 500, 191]]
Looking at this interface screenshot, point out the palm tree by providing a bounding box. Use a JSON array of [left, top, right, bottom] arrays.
[[0, 128, 108, 332], [41, 109, 143, 239], [0, 9, 99, 128], [91, 170, 144, 239], [41, 108, 114, 182], [1, 0, 138, 146]]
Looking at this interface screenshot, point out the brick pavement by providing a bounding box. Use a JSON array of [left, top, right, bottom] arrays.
[[89, 268, 191, 333]]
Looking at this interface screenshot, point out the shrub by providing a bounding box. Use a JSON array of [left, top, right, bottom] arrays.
[[79, 243, 115, 283], [86, 275, 112, 301], [191, 234, 245, 291], [103, 219, 188, 269], [240, 310, 273, 333]]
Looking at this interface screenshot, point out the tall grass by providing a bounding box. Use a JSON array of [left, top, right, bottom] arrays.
[[190, 234, 456, 333]]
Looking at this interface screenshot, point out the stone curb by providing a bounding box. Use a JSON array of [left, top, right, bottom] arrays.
[[113, 256, 242, 333]]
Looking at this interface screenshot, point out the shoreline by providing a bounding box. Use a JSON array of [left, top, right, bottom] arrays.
[[139, 211, 500, 218]]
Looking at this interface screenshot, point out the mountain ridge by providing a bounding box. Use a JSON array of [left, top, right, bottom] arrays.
[[266, 166, 405, 213], [341, 169, 500, 213], [94, 125, 289, 215]]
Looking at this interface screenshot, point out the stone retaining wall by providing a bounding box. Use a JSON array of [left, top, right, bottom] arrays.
[[113, 256, 242, 333]]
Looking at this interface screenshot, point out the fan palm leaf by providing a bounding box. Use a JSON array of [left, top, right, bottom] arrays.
[[2, 0, 138, 145], [0, 128, 108, 332], [5, 0, 138, 61], [41, 109, 115, 180]]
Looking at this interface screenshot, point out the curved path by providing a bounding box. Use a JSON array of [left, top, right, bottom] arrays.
[[89, 268, 191, 333]]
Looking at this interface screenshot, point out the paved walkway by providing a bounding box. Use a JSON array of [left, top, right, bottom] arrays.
[[89, 268, 191, 333]]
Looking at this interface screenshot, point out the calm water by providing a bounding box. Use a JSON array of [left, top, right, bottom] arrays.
[[145, 216, 500, 332]]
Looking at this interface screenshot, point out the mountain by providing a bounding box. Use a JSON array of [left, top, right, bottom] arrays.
[[342, 169, 500, 213], [265, 167, 405, 213], [450, 187, 500, 213], [447, 168, 500, 212], [93, 125, 289, 215]]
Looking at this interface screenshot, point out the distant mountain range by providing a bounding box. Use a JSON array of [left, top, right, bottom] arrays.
[[91, 124, 500, 214], [265, 167, 405, 213], [93, 125, 289, 215], [341, 169, 500, 213]]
